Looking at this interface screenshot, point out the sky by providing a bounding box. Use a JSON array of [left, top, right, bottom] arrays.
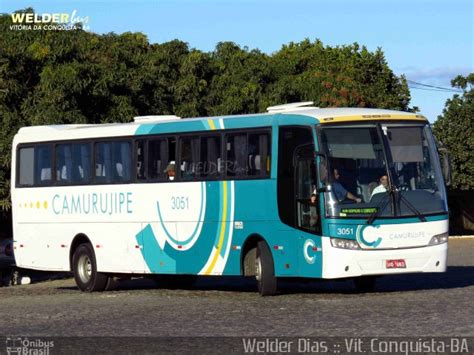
[[1, 0, 473, 122]]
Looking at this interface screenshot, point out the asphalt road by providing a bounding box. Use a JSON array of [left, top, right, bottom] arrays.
[[0, 238, 473, 353]]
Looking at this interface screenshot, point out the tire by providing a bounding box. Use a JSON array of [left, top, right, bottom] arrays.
[[73, 243, 108, 292], [255, 241, 277, 296], [353, 276, 377, 293]]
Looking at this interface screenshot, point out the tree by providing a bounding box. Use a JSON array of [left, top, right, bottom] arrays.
[[262, 40, 411, 111], [432, 73, 474, 190], [205, 42, 272, 116]]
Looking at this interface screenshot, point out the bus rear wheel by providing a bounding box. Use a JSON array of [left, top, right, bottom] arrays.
[[73, 243, 108, 292], [255, 241, 277, 296]]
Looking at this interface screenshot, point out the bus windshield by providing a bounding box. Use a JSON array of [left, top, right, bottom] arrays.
[[319, 124, 448, 219]]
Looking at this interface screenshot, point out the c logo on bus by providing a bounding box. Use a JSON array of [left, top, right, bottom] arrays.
[[303, 239, 316, 264], [356, 225, 382, 248]]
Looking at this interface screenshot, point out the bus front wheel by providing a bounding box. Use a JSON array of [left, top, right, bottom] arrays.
[[255, 241, 277, 296], [73, 243, 108, 292]]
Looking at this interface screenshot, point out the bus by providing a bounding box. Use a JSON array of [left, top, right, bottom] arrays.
[[11, 102, 450, 295]]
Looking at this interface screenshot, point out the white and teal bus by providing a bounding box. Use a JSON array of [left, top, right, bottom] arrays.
[[11, 102, 450, 295]]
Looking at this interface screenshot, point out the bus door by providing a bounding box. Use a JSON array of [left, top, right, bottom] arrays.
[[294, 145, 322, 276]]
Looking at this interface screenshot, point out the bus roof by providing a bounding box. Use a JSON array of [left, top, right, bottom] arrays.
[[14, 107, 427, 143], [287, 107, 426, 124]]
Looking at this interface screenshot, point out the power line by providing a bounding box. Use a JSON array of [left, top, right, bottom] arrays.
[[407, 79, 459, 91], [408, 85, 458, 93], [407, 79, 462, 93], [408, 85, 461, 93]]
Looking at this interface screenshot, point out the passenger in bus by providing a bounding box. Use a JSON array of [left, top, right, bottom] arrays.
[[115, 163, 123, 178], [332, 169, 362, 203], [370, 175, 389, 199], [166, 162, 176, 181], [309, 193, 319, 227], [59, 165, 68, 181]]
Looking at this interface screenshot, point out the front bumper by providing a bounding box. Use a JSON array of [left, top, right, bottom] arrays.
[[321, 237, 447, 279]]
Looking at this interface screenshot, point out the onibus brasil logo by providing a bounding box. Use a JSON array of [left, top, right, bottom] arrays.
[[6, 337, 54, 355]]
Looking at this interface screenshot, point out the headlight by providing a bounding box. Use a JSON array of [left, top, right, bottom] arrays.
[[330, 237, 361, 250], [429, 232, 449, 245]]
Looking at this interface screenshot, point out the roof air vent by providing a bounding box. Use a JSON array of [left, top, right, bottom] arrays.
[[266, 101, 317, 113], [133, 115, 181, 123]]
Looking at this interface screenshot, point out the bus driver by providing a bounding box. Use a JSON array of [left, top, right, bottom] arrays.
[[332, 168, 361, 203]]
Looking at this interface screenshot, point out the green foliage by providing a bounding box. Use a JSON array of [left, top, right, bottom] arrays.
[[433, 74, 474, 190], [0, 9, 413, 211]]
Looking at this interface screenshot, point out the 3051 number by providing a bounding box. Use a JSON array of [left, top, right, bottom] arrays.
[[171, 196, 189, 210]]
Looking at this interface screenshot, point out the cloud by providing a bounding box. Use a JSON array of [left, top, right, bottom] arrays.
[[395, 66, 472, 86]]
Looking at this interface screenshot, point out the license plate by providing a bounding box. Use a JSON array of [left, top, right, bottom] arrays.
[[386, 259, 406, 269]]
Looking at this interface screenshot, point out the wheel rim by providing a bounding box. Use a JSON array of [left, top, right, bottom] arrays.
[[255, 255, 262, 282], [78, 254, 92, 283]]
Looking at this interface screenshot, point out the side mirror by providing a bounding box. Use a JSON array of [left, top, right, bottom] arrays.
[[438, 147, 452, 186]]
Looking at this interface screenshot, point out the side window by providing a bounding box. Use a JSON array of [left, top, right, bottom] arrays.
[[225, 131, 271, 178], [56, 144, 71, 183], [113, 141, 131, 182], [95, 141, 132, 183], [148, 138, 176, 181], [34, 145, 52, 185], [200, 135, 222, 178], [295, 147, 319, 233], [72, 144, 92, 183], [248, 132, 271, 177], [18, 147, 34, 186], [226, 133, 247, 177], [136, 140, 146, 181], [180, 136, 200, 181], [56, 143, 91, 184], [96, 142, 113, 183]]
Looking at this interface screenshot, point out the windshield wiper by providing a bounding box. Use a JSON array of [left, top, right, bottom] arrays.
[[366, 189, 393, 225], [366, 186, 427, 224], [396, 189, 427, 222]]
